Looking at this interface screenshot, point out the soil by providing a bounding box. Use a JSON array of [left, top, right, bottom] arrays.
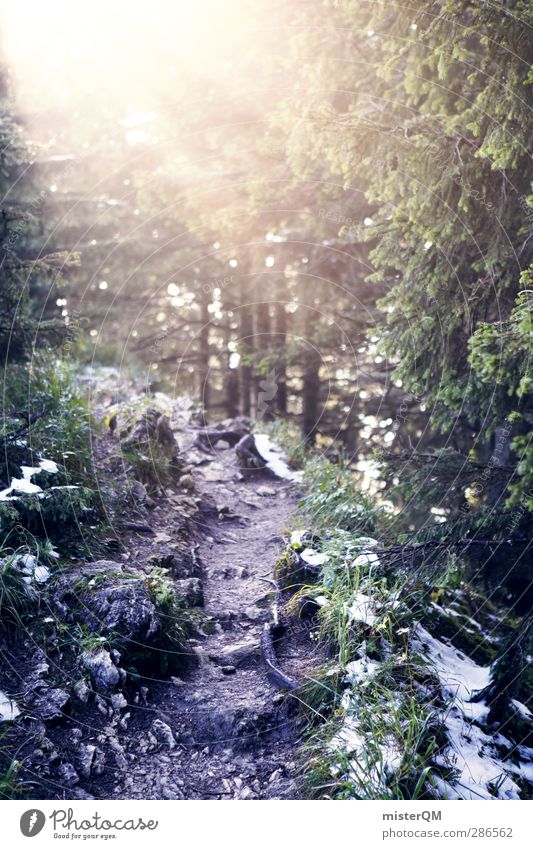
[[101, 444, 322, 800]]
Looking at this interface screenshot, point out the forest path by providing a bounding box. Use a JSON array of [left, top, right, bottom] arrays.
[[105, 440, 320, 800]]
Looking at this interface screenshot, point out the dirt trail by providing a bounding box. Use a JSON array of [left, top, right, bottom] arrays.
[[106, 443, 321, 800]]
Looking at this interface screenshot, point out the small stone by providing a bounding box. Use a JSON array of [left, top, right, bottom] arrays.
[[70, 789, 94, 800], [95, 694, 109, 716], [240, 787, 255, 799], [150, 719, 176, 749], [244, 605, 268, 622], [57, 762, 79, 787], [119, 712, 130, 730], [68, 727, 83, 745], [257, 486, 276, 497], [174, 577, 203, 607], [221, 665, 236, 675], [179, 474, 195, 490], [208, 639, 257, 667], [110, 693, 128, 712], [81, 649, 120, 694], [72, 679, 91, 703], [26, 687, 70, 721], [75, 745, 104, 779]]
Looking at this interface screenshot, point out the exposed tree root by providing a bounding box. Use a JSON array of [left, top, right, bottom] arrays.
[[259, 576, 299, 691]]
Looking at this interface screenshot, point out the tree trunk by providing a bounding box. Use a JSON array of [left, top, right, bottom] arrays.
[[302, 350, 321, 445], [239, 275, 253, 417], [198, 292, 210, 411], [221, 285, 240, 418], [255, 299, 275, 422], [274, 291, 287, 417]]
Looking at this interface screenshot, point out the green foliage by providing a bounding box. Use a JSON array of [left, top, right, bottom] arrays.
[[0, 359, 97, 547], [0, 749, 22, 799], [469, 272, 533, 509], [301, 456, 381, 533], [283, 0, 533, 515], [0, 549, 39, 629], [0, 93, 72, 365]]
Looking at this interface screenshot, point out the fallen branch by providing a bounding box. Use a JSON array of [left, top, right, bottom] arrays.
[[194, 427, 248, 453], [259, 576, 299, 691]]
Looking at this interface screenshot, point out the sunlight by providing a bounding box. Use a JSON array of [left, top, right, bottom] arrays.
[[0, 0, 253, 112]]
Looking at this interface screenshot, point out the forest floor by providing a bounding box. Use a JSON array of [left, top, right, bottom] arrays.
[[3, 375, 531, 801], [103, 437, 322, 800], [0, 381, 324, 800]]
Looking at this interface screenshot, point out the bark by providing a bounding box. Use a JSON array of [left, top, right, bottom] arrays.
[[274, 288, 288, 416], [221, 284, 240, 417], [302, 349, 321, 445], [255, 300, 275, 421], [197, 292, 210, 411], [238, 275, 253, 417]]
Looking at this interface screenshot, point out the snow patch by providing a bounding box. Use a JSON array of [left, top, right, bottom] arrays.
[[0, 458, 59, 501], [254, 433, 303, 482], [14, 553, 51, 585], [346, 592, 378, 626], [0, 691, 20, 722], [414, 625, 533, 800], [300, 548, 328, 567]]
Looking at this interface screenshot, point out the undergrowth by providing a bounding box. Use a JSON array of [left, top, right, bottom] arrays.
[[275, 446, 480, 799]]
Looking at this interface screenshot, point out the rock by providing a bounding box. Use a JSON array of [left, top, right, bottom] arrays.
[[153, 531, 173, 544], [95, 694, 110, 716], [150, 719, 176, 749], [109, 738, 128, 770], [81, 649, 120, 693], [208, 640, 258, 667], [174, 577, 204, 607], [110, 649, 122, 665], [56, 762, 79, 787], [178, 474, 195, 490], [156, 546, 202, 579], [122, 408, 181, 463], [68, 728, 83, 745], [53, 563, 161, 644], [221, 665, 236, 675], [26, 687, 70, 722], [70, 789, 95, 800], [257, 486, 276, 497], [75, 744, 106, 779], [129, 480, 148, 505], [110, 692, 128, 712], [244, 605, 268, 623], [72, 679, 91, 703], [119, 712, 130, 730]]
